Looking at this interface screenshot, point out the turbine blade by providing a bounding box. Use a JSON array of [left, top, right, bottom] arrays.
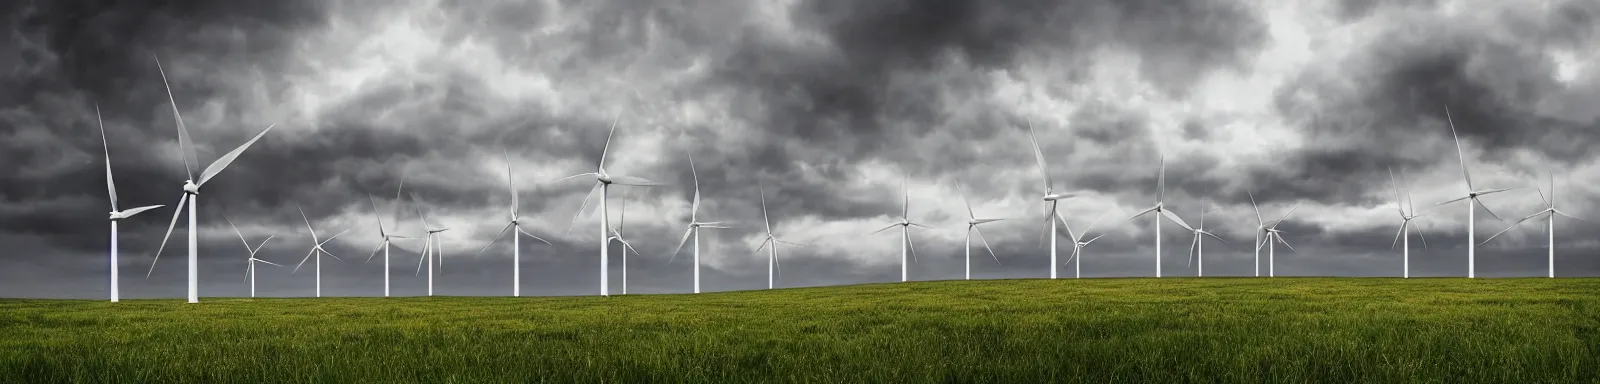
[[1444, 105, 1473, 189], [416, 237, 430, 276], [1084, 233, 1108, 245], [296, 203, 319, 242], [1479, 211, 1548, 246], [1555, 209, 1589, 222], [753, 237, 771, 256], [411, 192, 433, 230], [1389, 166, 1404, 216], [1081, 210, 1110, 237], [758, 181, 773, 235], [553, 172, 598, 183], [598, 107, 623, 172], [1157, 154, 1166, 203], [871, 224, 899, 234], [688, 151, 700, 222], [973, 218, 1005, 225], [902, 173, 910, 221], [1187, 236, 1198, 268], [1273, 202, 1301, 227], [1536, 182, 1550, 207], [393, 166, 408, 228], [474, 222, 515, 258], [223, 212, 251, 251], [366, 240, 385, 264], [566, 182, 601, 234], [252, 235, 276, 255], [1414, 225, 1429, 249], [667, 227, 693, 264], [516, 226, 553, 245], [906, 229, 919, 264], [244, 262, 253, 283], [973, 226, 1001, 265], [1161, 209, 1195, 232], [120, 204, 165, 218], [1435, 195, 1472, 206], [1400, 167, 1417, 214], [257, 259, 285, 267], [1275, 234, 1297, 253], [369, 194, 387, 237], [774, 239, 808, 247], [318, 229, 351, 246], [1475, 198, 1505, 222], [198, 124, 275, 186], [908, 223, 933, 230], [957, 182, 975, 220], [505, 149, 518, 217], [608, 175, 662, 186], [1248, 191, 1264, 225], [1202, 231, 1228, 244], [1026, 119, 1053, 191], [97, 104, 117, 211], [1391, 222, 1405, 250], [1057, 213, 1077, 242], [1128, 206, 1158, 221], [145, 194, 188, 279], [155, 55, 197, 180], [1475, 187, 1516, 196], [293, 247, 315, 274]]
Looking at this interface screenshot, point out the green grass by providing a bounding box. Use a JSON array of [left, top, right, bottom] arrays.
[[3, 278, 1598, 383]]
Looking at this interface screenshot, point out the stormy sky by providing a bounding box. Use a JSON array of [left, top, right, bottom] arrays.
[[3, 0, 1598, 299]]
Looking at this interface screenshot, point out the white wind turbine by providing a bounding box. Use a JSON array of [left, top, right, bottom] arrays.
[[364, 179, 416, 297], [412, 193, 449, 296], [1479, 171, 1585, 278], [1388, 167, 1429, 278], [871, 174, 932, 282], [556, 110, 662, 297], [956, 183, 1003, 280], [474, 150, 554, 296], [667, 152, 732, 294], [1435, 105, 1514, 279], [96, 104, 165, 303], [1026, 120, 1076, 279], [753, 181, 805, 289], [1059, 211, 1112, 279], [606, 195, 644, 295], [145, 55, 276, 303], [291, 203, 349, 298], [1184, 204, 1228, 277], [223, 213, 279, 298], [1250, 197, 1300, 277], [1128, 155, 1193, 278]]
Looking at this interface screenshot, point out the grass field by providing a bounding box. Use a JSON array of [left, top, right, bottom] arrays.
[[2, 278, 1598, 383]]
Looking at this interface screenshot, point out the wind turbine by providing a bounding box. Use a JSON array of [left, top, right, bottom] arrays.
[[1059, 211, 1112, 278], [956, 183, 1003, 280], [752, 181, 804, 289], [1388, 166, 1429, 278], [1128, 155, 1193, 278], [1252, 199, 1300, 277], [1435, 105, 1514, 278], [1479, 171, 1585, 278], [606, 195, 644, 295], [556, 109, 661, 297], [1026, 120, 1076, 279], [412, 193, 449, 296], [96, 104, 164, 303], [1184, 204, 1228, 277], [291, 203, 349, 298], [145, 56, 276, 303], [223, 213, 279, 298], [667, 152, 731, 294], [474, 150, 554, 296], [364, 179, 416, 297], [871, 174, 932, 282]]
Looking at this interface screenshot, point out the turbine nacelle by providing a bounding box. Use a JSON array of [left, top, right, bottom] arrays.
[[596, 172, 613, 184], [182, 180, 199, 195], [1043, 192, 1075, 201]]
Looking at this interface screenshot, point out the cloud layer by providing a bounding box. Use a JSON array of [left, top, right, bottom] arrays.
[[3, 0, 1598, 299]]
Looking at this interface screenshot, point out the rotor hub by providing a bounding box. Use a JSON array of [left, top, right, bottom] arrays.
[[597, 173, 613, 184], [108, 212, 123, 220], [182, 180, 199, 195]]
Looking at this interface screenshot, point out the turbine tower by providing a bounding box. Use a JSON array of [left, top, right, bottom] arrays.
[[292, 203, 348, 298], [412, 193, 449, 296], [752, 181, 804, 289], [956, 183, 1003, 280], [223, 213, 279, 298], [474, 150, 554, 296], [1479, 171, 1585, 278], [1059, 211, 1111, 278], [1184, 205, 1227, 277], [146, 56, 276, 303], [1435, 105, 1514, 278], [1388, 167, 1428, 278], [871, 174, 931, 282], [1026, 120, 1076, 279], [364, 180, 416, 297], [606, 195, 643, 294], [668, 152, 732, 293], [556, 109, 660, 297], [96, 104, 164, 303], [1128, 155, 1192, 278]]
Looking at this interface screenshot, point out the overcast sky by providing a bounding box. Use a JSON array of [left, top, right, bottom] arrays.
[[3, 0, 1598, 299]]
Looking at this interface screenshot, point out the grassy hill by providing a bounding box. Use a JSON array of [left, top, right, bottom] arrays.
[[3, 278, 1598, 383]]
